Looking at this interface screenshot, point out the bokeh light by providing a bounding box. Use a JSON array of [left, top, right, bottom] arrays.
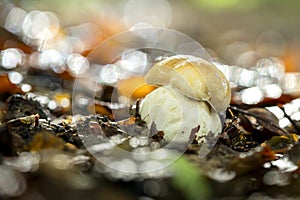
[[0, 48, 24, 69], [4, 7, 27, 34], [22, 10, 60, 47], [124, 0, 172, 28]]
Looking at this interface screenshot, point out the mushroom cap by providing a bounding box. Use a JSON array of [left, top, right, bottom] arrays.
[[140, 86, 222, 143], [145, 55, 231, 112]]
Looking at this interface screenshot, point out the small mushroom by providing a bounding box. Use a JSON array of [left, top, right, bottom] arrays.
[[140, 55, 231, 143]]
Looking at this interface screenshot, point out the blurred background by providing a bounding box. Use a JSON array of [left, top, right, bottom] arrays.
[[1, 0, 300, 70], [1, 1, 300, 199]]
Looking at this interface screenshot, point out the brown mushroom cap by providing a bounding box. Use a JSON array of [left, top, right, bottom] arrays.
[[145, 55, 231, 112]]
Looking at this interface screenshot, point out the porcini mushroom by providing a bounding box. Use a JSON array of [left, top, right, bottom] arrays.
[[140, 55, 231, 143]]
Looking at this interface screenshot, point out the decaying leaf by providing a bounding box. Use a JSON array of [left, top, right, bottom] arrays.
[[228, 106, 289, 143], [228, 144, 276, 175], [0, 114, 41, 155], [25, 131, 66, 151], [246, 108, 288, 137], [5, 94, 50, 121], [265, 134, 298, 150], [219, 117, 259, 151]]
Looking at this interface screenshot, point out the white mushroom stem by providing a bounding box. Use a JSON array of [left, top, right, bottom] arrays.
[[140, 86, 222, 144]]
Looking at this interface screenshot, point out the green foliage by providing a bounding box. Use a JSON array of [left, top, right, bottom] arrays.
[[189, 0, 300, 11], [172, 157, 210, 200]]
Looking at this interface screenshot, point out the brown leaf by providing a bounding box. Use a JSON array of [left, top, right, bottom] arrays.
[[234, 107, 288, 139], [25, 131, 66, 151], [249, 108, 288, 137], [228, 144, 276, 175]]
